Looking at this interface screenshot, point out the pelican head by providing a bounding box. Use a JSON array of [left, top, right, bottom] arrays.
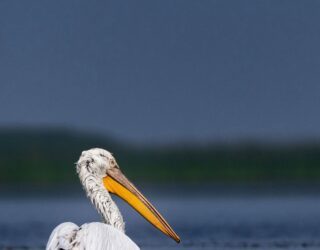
[[77, 148, 118, 177], [76, 148, 180, 243]]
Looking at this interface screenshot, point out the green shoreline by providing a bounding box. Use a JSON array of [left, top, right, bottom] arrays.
[[1, 128, 320, 184]]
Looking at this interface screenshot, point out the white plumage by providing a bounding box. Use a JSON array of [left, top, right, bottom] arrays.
[[46, 148, 180, 250], [46, 222, 139, 250]]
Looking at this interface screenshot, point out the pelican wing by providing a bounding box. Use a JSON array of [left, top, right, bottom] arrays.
[[46, 222, 139, 250]]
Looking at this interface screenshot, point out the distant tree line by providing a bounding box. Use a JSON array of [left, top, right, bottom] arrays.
[[0, 128, 320, 184]]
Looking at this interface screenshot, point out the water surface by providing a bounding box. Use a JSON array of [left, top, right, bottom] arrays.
[[1, 184, 320, 249]]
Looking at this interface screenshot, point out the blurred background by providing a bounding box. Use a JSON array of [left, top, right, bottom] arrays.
[[1, 1, 320, 249]]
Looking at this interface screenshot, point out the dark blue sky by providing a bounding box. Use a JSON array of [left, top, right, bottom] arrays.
[[0, 1, 320, 143]]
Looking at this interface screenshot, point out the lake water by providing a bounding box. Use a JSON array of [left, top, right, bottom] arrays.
[[1, 184, 320, 249]]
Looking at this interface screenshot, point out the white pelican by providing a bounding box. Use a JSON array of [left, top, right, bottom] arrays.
[[46, 148, 180, 250]]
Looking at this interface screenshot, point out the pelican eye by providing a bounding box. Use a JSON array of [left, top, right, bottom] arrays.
[[110, 159, 116, 166]]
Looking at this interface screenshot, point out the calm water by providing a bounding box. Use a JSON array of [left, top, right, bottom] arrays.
[[1, 184, 320, 249]]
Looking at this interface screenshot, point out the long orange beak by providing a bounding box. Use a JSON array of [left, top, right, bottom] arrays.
[[103, 167, 180, 243]]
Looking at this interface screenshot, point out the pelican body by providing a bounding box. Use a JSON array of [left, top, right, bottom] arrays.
[[46, 148, 180, 250]]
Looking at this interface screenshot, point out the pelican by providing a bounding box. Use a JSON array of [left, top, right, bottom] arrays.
[[46, 148, 180, 250]]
